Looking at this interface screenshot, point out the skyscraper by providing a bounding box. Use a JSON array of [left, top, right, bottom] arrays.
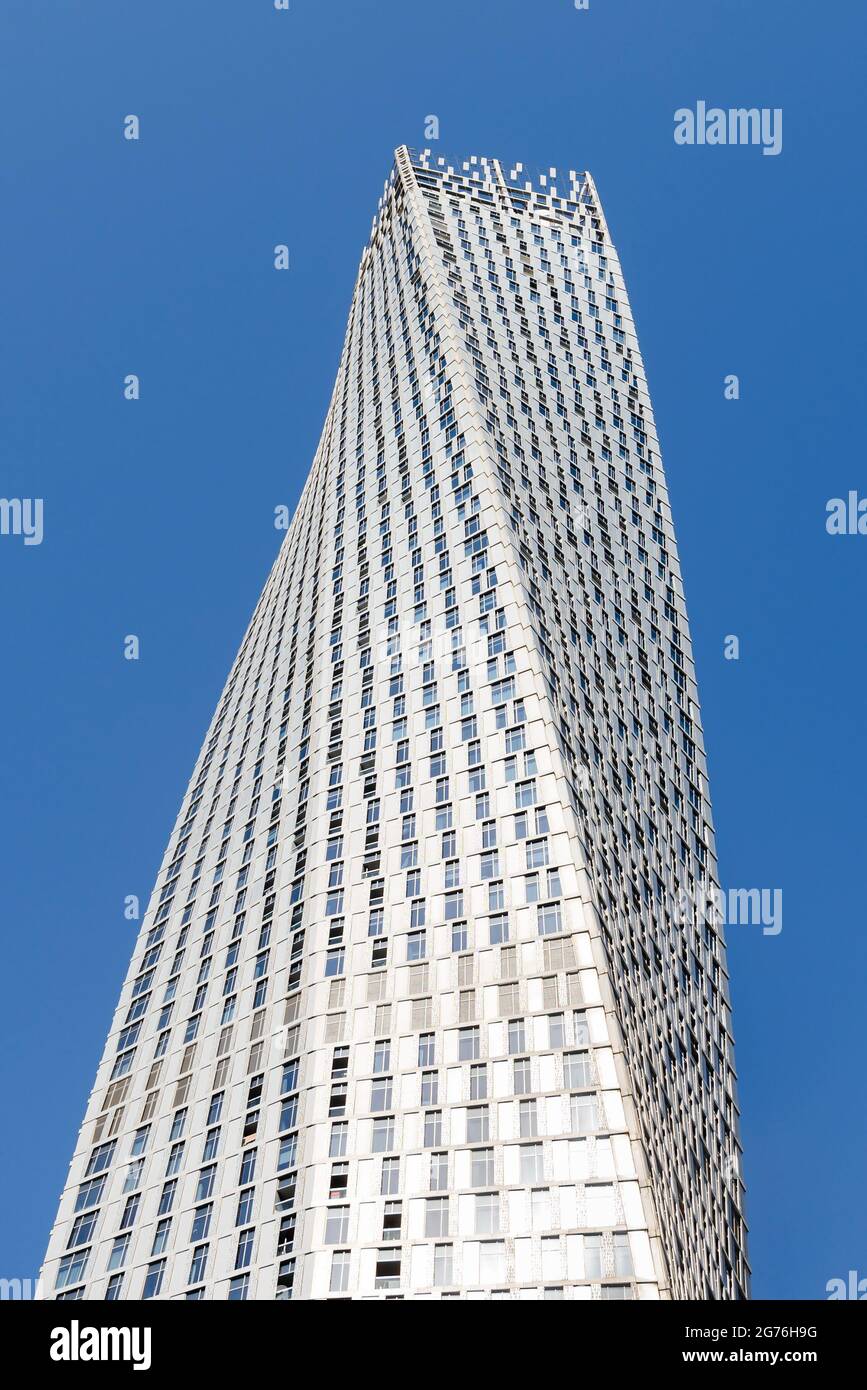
[[40, 147, 748, 1301]]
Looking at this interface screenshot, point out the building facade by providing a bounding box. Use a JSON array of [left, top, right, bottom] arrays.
[[40, 147, 748, 1301]]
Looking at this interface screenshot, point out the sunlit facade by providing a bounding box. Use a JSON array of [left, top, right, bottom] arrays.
[[40, 147, 748, 1301]]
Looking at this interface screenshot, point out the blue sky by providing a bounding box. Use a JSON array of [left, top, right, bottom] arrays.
[[1, 0, 864, 1299]]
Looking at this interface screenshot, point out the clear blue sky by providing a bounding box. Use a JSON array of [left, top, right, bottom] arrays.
[[1, 0, 864, 1300]]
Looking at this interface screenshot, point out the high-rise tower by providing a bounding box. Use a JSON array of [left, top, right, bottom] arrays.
[[40, 148, 748, 1301]]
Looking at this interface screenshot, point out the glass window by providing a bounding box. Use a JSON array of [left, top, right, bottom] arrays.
[[374, 1250, 401, 1290], [55, 1249, 89, 1290], [537, 902, 563, 936], [614, 1232, 633, 1276], [433, 1244, 453, 1287], [236, 1187, 255, 1226], [106, 1234, 130, 1272], [67, 1211, 98, 1249], [471, 1147, 495, 1187], [519, 1098, 538, 1137], [74, 1177, 106, 1212], [423, 1110, 442, 1146], [479, 1240, 506, 1284], [564, 1051, 593, 1088], [430, 1152, 448, 1191], [142, 1260, 166, 1299], [570, 1093, 598, 1134], [330, 1251, 350, 1294], [382, 1201, 402, 1241], [469, 1063, 487, 1100], [372, 1116, 395, 1153], [519, 1143, 544, 1183], [406, 931, 426, 961], [190, 1204, 212, 1242], [381, 1157, 400, 1195], [466, 1105, 489, 1142], [475, 1192, 500, 1234], [513, 1057, 531, 1093], [188, 1244, 208, 1284], [531, 1187, 551, 1231], [325, 1207, 349, 1244], [487, 880, 504, 911], [119, 1195, 140, 1230], [425, 1197, 449, 1237], [151, 1217, 172, 1256], [370, 1076, 393, 1112], [489, 913, 509, 945]]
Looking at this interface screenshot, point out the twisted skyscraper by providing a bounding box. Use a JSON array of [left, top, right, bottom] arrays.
[[41, 148, 748, 1301]]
